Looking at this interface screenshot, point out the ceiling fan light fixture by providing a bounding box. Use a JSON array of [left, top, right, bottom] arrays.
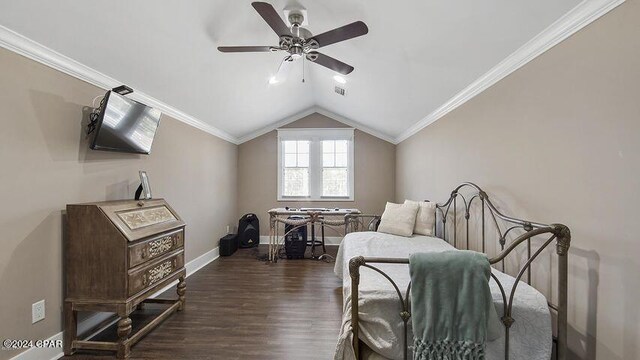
[[333, 75, 347, 84], [289, 45, 303, 59]]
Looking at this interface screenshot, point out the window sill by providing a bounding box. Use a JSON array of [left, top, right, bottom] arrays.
[[277, 196, 354, 202]]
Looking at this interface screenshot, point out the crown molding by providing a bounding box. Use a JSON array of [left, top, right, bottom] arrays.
[[236, 106, 397, 144], [0, 25, 240, 144], [313, 107, 397, 144], [235, 107, 317, 144], [1, 0, 623, 146], [395, 0, 625, 143]]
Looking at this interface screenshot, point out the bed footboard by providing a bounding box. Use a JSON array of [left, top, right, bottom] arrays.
[[347, 183, 571, 360]]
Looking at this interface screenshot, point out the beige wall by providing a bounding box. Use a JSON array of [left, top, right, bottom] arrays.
[[238, 113, 396, 236], [0, 48, 238, 359], [396, 1, 640, 359]]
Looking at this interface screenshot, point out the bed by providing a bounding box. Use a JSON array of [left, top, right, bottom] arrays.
[[334, 183, 571, 360]]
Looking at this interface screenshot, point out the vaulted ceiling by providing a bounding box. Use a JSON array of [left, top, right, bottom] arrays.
[[1, 0, 609, 144]]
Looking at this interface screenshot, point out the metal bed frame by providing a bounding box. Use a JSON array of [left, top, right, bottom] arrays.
[[343, 183, 571, 360]]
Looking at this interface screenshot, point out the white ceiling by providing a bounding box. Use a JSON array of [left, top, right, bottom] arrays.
[[0, 0, 583, 142]]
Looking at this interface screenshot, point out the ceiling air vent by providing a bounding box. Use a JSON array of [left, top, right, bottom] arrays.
[[334, 86, 346, 96]]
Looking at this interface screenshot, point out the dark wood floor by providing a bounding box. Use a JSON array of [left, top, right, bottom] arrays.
[[62, 246, 343, 360]]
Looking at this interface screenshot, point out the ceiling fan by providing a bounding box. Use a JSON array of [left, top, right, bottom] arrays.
[[218, 2, 368, 76]]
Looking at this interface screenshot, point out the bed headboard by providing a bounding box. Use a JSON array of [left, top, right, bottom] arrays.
[[433, 182, 555, 277], [346, 182, 571, 360]]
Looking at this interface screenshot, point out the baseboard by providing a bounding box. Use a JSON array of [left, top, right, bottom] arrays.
[[259, 235, 343, 246], [185, 246, 220, 276], [9, 247, 220, 360], [147, 246, 219, 298]]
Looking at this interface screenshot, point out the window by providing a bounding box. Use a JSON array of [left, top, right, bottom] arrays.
[[282, 140, 309, 197], [322, 140, 349, 197], [278, 128, 354, 201]]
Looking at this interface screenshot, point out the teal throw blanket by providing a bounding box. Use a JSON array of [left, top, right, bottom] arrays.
[[409, 250, 499, 360]]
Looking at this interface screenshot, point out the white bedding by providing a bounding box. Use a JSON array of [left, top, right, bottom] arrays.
[[334, 231, 551, 360]]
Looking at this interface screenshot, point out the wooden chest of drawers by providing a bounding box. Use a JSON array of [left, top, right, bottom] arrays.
[[64, 199, 186, 358]]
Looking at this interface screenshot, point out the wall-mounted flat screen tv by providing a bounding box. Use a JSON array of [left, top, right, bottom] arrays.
[[90, 91, 162, 154]]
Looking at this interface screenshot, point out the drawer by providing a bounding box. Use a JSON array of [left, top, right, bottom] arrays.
[[128, 230, 184, 268], [128, 250, 184, 296]]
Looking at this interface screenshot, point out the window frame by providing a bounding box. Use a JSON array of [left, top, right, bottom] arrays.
[[277, 128, 355, 201]]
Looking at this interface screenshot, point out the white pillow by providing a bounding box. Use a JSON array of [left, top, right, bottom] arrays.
[[405, 200, 436, 236], [377, 202, 420, 237]]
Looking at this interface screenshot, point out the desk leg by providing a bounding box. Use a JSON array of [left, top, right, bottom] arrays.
[[63, 301, 76, 356], [177, 275, 186, 311], [116, 316, 132, 359], [269, 215, 274, 262], [321, 224, 326, 253], [272, 220, 278, 262], [310, 223, 316, 258]]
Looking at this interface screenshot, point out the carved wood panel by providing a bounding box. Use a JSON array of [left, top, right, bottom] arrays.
[[117, 206, 177, 230], [128, 230, 184, 268], [128, 251, 184, 295]]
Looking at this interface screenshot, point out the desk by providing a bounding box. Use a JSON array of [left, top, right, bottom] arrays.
[[64, 199, 186, 358], [267, 208, 361, 262]]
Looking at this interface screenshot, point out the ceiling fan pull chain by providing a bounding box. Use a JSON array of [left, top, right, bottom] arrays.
[[302, 56, 305, 83]]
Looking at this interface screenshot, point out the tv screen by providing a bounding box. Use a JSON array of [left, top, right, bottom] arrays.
[[90, 91, 162, 154]]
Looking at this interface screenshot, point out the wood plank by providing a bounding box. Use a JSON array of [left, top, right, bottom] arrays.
[[142, 298, 177, 304], [74, 340, 119, 351]]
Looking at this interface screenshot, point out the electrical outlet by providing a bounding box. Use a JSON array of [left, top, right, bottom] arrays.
[[32, 300, 45, 324], [226, 225, 230, 234]]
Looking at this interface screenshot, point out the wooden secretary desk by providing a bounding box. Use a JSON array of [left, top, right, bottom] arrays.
[[64, 199, 186, 358]]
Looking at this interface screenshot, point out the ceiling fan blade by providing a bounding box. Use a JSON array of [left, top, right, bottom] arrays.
[[307, 52, 354, 75], [217, 46, 276, 53], [310, 21, 368, 48], [252, 2, 291, 37]]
